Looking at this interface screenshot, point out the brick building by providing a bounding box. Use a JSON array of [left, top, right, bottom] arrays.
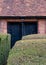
[[0, 0, 46, 47]]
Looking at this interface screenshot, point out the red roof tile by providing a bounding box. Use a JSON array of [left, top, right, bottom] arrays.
[[0, 0, 46, 16]]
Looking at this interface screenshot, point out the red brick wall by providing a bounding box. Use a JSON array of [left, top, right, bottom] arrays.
[[0, 20, 7, 33], [0, 21, 2, 33], [0, 19, 46, 34], [45, 21, 46, 33], [38, 19, 46, 34]]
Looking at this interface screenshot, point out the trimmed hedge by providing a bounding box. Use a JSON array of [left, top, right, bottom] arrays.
[[22, 34, 46, 40], [0, 34, 11, 65], [7, 39, 46, 65]]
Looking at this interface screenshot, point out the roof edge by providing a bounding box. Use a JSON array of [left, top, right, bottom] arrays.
[[0, 16, 46, 19]]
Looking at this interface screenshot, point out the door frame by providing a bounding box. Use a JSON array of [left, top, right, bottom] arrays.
[[7, 19, 38, 48], [6, 19, 38, 22], [7, 19, 38, 34]]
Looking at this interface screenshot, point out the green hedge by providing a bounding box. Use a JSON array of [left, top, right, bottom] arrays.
[[22, 34, 46, 40], [7, 39, 46, 65], [0, 34, 11, 65]]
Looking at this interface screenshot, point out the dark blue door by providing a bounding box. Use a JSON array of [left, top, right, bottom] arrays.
[[22, 22, 37, 36], [7, 22, 22, 47], [7, 22, 37, 48]]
